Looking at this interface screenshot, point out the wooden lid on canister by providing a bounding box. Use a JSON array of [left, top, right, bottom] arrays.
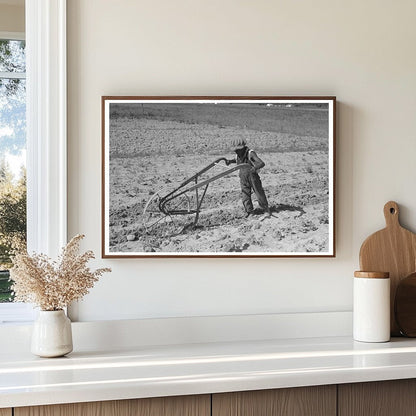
[[354, 271, 390, 279]]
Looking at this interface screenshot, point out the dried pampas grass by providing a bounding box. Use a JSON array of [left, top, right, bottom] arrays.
[[10, 234, 111, 311]]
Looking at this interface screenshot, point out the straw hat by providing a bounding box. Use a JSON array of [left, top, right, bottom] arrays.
[[231, 138, 246, 150]]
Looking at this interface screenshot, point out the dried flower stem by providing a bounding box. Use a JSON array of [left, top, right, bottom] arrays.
[[10, 235, 111, 310]]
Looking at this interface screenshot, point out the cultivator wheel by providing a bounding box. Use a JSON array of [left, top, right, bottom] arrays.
[[143, 190, 192, 237], [142, 191, 171, 233]]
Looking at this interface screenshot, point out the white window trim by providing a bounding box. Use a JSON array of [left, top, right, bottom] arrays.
[[0, 31, 25, 40], [0, 72, 25, 79], [26, 0, 67, 257], [0, 0, 67, 324]]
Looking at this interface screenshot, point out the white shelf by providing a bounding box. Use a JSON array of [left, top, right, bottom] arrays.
[[2, 335, 416, 408]]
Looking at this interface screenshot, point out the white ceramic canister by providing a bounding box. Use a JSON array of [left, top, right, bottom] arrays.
[[353, 271, 390, 342]]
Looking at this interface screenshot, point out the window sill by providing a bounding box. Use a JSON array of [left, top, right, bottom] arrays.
[[0, 303, 36, 324]]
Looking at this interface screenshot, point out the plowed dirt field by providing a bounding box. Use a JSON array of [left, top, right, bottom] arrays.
[[108, 103, 331, 254]]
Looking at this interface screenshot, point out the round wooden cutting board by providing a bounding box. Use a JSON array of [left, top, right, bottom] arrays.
[[359, 201, 416, 336], [395, 272, 416, 337]]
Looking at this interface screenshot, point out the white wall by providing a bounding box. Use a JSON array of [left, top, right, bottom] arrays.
[[0, 3, 24, 33], [67, 0, 416, 322]]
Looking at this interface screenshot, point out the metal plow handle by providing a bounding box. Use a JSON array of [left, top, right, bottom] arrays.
[[142, 158, 251, 233]]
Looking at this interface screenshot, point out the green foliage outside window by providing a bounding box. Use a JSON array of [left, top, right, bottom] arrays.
[[0, 162, 26, 302]]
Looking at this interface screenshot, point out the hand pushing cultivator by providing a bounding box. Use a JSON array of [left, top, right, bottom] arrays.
[[143, 158, 250, 235]]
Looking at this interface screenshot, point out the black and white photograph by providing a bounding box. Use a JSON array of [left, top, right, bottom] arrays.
[[102, 97, 335, 257]]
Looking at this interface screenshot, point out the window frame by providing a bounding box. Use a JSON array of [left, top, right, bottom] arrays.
[[0, 31, 30, 319], [0, 0, 67, 324], [0, 31, 25, 78]]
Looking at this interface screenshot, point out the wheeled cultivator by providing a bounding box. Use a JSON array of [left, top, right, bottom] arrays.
[[143, 158, 250, 234]]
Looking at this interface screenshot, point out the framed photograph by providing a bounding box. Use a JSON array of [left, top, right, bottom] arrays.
[[102, 96, 336, 258]]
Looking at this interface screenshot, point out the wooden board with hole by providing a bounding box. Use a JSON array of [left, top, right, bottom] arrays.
[[359, 201, 416, 336]]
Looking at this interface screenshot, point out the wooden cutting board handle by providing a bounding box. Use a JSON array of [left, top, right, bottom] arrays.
[[359, 201, 416, 336], [383, 201, 400, 228]]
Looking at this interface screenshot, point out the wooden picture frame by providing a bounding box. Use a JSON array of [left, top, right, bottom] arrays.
[[102, 96, 336, 258]]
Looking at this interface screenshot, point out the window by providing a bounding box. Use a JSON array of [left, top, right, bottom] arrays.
[[0, 33, 34, 323], [0, 36, 26, 302], [0, 1, 67, 324], [0, 33, 33, 323]]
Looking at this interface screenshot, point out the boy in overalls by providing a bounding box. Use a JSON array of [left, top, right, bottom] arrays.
[[226, 138, 270, 217]]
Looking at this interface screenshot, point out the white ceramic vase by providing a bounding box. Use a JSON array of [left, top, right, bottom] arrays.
[[31, 310, 73, 357]]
